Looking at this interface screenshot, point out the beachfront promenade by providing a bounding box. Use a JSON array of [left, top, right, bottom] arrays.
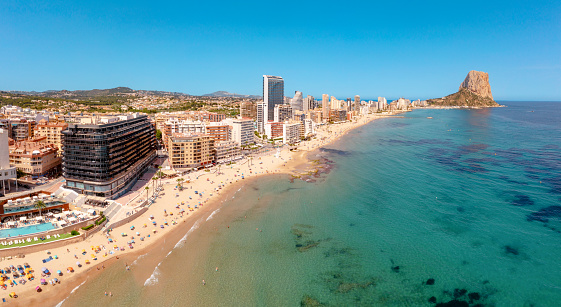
[[1, 112, 393, 304]]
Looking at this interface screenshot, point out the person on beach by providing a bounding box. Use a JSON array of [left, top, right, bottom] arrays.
[[202, 279, 206, 285]]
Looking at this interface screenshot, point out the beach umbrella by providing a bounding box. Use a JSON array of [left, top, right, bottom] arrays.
[[57, 270, 62, 275], [10, 292, 15, 298], [136, 232, 140, 236], [40, 278, 46, 283], [23, 263, 29, 268], [67, 267, 74, 272], [36, 286, 41, 292], [153, 229, 157, 233], [76, 262, 81, 267], [24, 268, 31, 274], [152, 221, 156, 225], [41, 267, 47, 273]]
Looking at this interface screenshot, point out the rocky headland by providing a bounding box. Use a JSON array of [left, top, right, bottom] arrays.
[[428, 70, 500, 107]]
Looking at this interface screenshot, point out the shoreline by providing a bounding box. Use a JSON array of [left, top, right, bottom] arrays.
[[6, 112, 394, 306]]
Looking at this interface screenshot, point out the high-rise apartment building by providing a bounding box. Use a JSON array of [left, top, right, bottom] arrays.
[[8, 119, 34, 141], [240, 101, 257, 119], [283, 122, 301, 145], [167, 133, 214, 170], [263, 75, 284, 121], [225, 118, 254, 146], [322, 94, 330, 122], [303, 95, 315, 112], [256, 102, 267, 134], [62, 114, 156, 199], [9, 136, 61, 177], [206, 123, 230, 142], [354, 95, 361, 112], [274, 105, 293, 122], [0, 128, 17, 194], [34, 120, 68, 157]]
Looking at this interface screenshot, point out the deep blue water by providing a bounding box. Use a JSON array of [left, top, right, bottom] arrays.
[[65, 101, 561, 307]]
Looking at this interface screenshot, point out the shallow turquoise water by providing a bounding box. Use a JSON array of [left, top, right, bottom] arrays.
[[64, 102, 561, 306]]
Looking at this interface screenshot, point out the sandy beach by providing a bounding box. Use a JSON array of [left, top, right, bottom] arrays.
[[3, 112, 393, 306]]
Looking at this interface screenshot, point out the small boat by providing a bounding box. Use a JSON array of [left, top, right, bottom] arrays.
[[426, 117, 433, 119]]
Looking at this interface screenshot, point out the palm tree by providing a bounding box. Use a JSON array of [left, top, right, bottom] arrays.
[[157, 166, 163, 187], [145, 186, 149, 200], [152, 176, 158, 194], [34, 200, 46, 217], [176, 178, 184, 190]]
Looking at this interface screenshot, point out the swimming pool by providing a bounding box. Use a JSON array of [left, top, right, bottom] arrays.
[[0, 223, 56, 239]]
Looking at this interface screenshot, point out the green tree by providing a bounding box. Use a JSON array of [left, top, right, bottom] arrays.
[[34, 200, 47, 217], [155, 129, 162, 141], [16, 169, 26, 178], [177, 178, 184, 189]]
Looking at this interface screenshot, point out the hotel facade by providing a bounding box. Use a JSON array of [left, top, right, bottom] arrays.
[[62, 114, 156, 199]]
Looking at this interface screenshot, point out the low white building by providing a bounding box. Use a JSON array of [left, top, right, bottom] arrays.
[[283, 122, 301, 145], [303, 119, 314, 137], [225, 118, 254, 146], [214, 140, 241, 163]]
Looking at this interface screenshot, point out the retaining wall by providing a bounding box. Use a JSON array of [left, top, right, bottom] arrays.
[[0, 233, 86, 258], [106, 206, 148, 230]]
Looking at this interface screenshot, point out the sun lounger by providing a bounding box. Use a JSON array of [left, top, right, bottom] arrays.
[[46, 235, 51, 239], [34, 237, 38, 241]]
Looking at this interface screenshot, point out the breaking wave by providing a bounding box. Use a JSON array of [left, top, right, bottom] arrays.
[[144, 264, 161, 286], [206, 209, 220, 221], [55, 279, 87, 307]]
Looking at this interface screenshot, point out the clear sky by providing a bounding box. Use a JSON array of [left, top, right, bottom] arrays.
[[1, 0, 560, 100]]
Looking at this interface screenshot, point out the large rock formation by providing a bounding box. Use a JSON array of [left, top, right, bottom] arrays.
[[428, 70, 499, 107], [459, 70, 493, 100]]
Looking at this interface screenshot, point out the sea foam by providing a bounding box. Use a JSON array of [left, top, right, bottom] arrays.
[[173, 219, 201, 250], [144, 264, 161, 286], [206, 209, 220, 221], [55, 279, 87, 307]]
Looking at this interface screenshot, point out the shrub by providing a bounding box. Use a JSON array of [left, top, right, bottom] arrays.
[[81, 224, 94, 231], [95, 216, 106, 225], [70, 230, 79, 236]]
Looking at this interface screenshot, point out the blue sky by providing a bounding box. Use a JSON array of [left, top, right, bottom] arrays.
[[1, 0, 560, 100]]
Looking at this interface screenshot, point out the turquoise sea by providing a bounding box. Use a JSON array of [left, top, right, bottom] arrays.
[[62, 102, 561, 306]]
